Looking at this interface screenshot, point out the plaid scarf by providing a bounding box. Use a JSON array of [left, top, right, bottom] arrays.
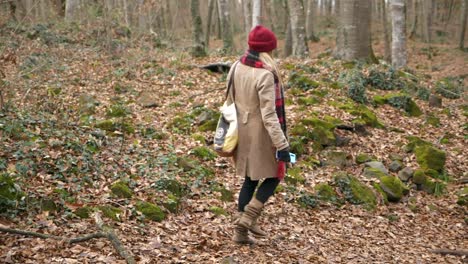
[[240, 50, 287, 135]]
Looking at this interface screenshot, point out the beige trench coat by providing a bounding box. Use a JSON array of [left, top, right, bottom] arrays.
[[226, 62, 289, 181]]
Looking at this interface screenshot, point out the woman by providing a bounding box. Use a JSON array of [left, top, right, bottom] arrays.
[[226, 25, 291, 244]]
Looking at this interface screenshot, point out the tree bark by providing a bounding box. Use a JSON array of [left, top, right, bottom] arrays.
[[252, 0, 262, 28], [306, 0, 319, 42], [423, 0, 435, 43], [217, 0, 234, 53], [333, 0, 376, 62], [284, 21, 293, 57], [65, 0, 80, 22], [459, 0, 468, 49], [391, 0, 407, 68], [288, 0, 309, 57], [409, 0, 419, 39], [242, 0, 252, 33], [191, 0, 206, 57], [382, 0, 391, 62], [205, 0, 216, 48]]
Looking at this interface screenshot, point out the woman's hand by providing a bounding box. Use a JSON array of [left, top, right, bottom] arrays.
[[276, 148, 291, 162]]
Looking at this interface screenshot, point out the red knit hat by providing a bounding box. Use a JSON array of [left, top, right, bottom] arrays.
[[248, 25, 277, 52]]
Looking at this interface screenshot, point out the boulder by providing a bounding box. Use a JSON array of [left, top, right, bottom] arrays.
[[364, 161, 389, 174], [111, 181, 133, 198], [398, 167, 414, 182], [136, 201, 165, 221], [324, 151, 353, 168], [334, 173, 377, 210], [379, 176, 408, 202], [363, 167, 388, 179], [388, 160, 404, 172], [428, 94, 442, 108], [414, 145, 446, 172]]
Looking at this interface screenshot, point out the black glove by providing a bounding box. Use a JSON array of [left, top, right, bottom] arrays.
[[276, 148, 291, 162]]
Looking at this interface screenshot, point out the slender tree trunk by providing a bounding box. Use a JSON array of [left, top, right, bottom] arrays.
[[266, 1, 276, 32], [306, 0, 319, 42], [391, 0, 407, 68], [333, 0, 375, 61], [242, 0, 252, 33], [460, 0, 468, 49], [191, 0, 206, 57], [288, 0, 309, 57], [217, 0, 234, 53], [444, 0, 455, 31], [205, 0, 215, 48], [335, 0, 340, 16], [164, 0, 172, 34], [409, 0, 419, 39], [252, 0, 262, 28], [65, 0, 80, 22], [423, 0, 435, 43], [382, 0, 391, 62], [284, 22, 293, 57]]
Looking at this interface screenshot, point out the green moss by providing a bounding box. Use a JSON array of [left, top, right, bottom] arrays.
[[218, 187, 234, 202], [315, 183, 339, 203], [106, 104, 130, 118], [414, 145, 446, 172], [456, 187, 468, 206], [191, 146, 216, 161], [385, 94, 422, 117], [325, 151, 352, 167], [341, 104, 384, 128], [154, 178, 186, 197], [297, 192, 319, 208], [167, 114, 193, 133], [111, 181, 133, 198], [435, 77, 462, 99], [285, 167, 305, 185], [334, 173, 377, 210], [297, 96, 320, 106], [0, 174, 23, 210], [421, 179, 436, 194], [426, 115, 440, 127], [136, 201, 165, 221], [373, 95, 387, 105], [373, 182, 389, 204], [96, 119, 115, 131], [41, 199, 57, 211], [424, 169, 439, 179], [405, 136, 432, 152], [379, 176, 406, 202], [95, 119, 134, 134], [356, 153, 372, 164], [363, 167, 388, 179], [74, 207, 93, 218], [99, 205, 122, 221], [413, 169, 427, 185], [290, 124, 309, 136], [209, 206, 227, 216], [311, 89, 329, 97], [288, 72, 320, 91], [289, 137, 306, 156], [163, 194, 179, 213], [176, 156, 197, 172], [191, 134, 206, 144]]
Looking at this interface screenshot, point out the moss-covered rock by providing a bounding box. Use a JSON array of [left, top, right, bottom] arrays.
[[379, 176, 407, 202], [95, 119, 134, 134], [191, 146, 216, 161], [218, 187, 234, 202], [167, 114, 193, 133], [289, 137, 306, 156], [388, 160, 404, 172], [136, 201, 165, 221], [373, 95, 387, 105], [176, 156, 197, 172], [111, 181, 133, 198], [426, 114, 440, 127], [209, 206, 227, 216], [363, 167, 388, 179], [74, 206, 93, 218], [315, 183, 339, 203], [154, 178, 186, 197], [456, 187, 468, 206], [41, 199, 58, 212], [99, 205, 122, 221], [435, 77, 463, 99], [414, 145, 446, 172], [385, 94, 422, 117], [285, 167, 305, 185], [412, 169, 427, 185], [297, 96, 321, 106], [288, 72, 320, 91], [324, 151, 353, 167], [0, 174, 23, 211], [297, 192, 319, 208], [356, 153, 373, 164], [334, 173, 377, 210], [162, 194, 180, 213], [346, 105, 384, 128]]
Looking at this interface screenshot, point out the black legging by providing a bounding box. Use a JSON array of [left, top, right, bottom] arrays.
[[238, 176, 280, 212]]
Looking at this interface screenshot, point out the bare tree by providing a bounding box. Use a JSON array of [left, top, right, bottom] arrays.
[[288, 0, 309, 57], [333, 0, 375, 61], [242, 0, 252, 33], [191, 0, 206, 57], [65, 0, 80, 22], [460, 0, 468, 49], [252, 0, 262, 28], [391, 0, 407, 68], [409, 0, 419, 39], [306, 0, 319, 42], [382, 0, 391, 62], [217, 0, 234, 53], [423, 0, 435, 43], [205, 0, 216, 48]]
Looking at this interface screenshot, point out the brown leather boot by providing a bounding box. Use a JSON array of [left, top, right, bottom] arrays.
[[233, 212, 267, 237], [232, 225, 254, 244], [238, 198, 264, 231]]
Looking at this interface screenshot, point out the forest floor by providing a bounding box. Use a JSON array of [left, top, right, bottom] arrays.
[[0, 23, 467, 263]]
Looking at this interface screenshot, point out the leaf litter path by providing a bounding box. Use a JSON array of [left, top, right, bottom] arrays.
[[0, 31, 467, 263]]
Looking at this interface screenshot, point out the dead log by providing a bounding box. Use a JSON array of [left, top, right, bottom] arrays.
[[0, 225, 105, 243], [431, 248, 468, 256], [199, 62, 232, 73]]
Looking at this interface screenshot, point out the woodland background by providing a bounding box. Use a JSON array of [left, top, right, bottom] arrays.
[[0, 0, 467, 263]]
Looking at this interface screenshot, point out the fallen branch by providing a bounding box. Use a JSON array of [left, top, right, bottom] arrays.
[[0, 225, 105, 243], [431, 249, 468, 256], [94, 213, 136, 264]]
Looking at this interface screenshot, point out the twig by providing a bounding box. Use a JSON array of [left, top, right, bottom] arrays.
[[431, 249, 468, 256], [94, 213, 136, 264], [0, 225, 105, 243]]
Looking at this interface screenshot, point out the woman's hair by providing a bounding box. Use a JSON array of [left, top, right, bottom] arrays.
[[259, 52, 282, 84]]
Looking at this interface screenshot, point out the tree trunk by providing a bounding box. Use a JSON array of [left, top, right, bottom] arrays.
[[335, 0, 341, 16], [288, 0, 309, 57], [284, 21, 293, 57], [409, 0, 419, 39], [460, 0, 468, 49], [423, 0, 435, 43], [333, 0, 375, 61], [444, 0, 455, 31], [65, 0, 80, 22], [306, 0, 319, 42], [252, 0, 262, 28], [242, 0, 252, 33], [217, 0, 234, 53], [191, 0, 206, 57], [205, 0, 216, 48], [164, 0, 172, 34], [382, 0, 391, 62], [391, 0, 407, 68]]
